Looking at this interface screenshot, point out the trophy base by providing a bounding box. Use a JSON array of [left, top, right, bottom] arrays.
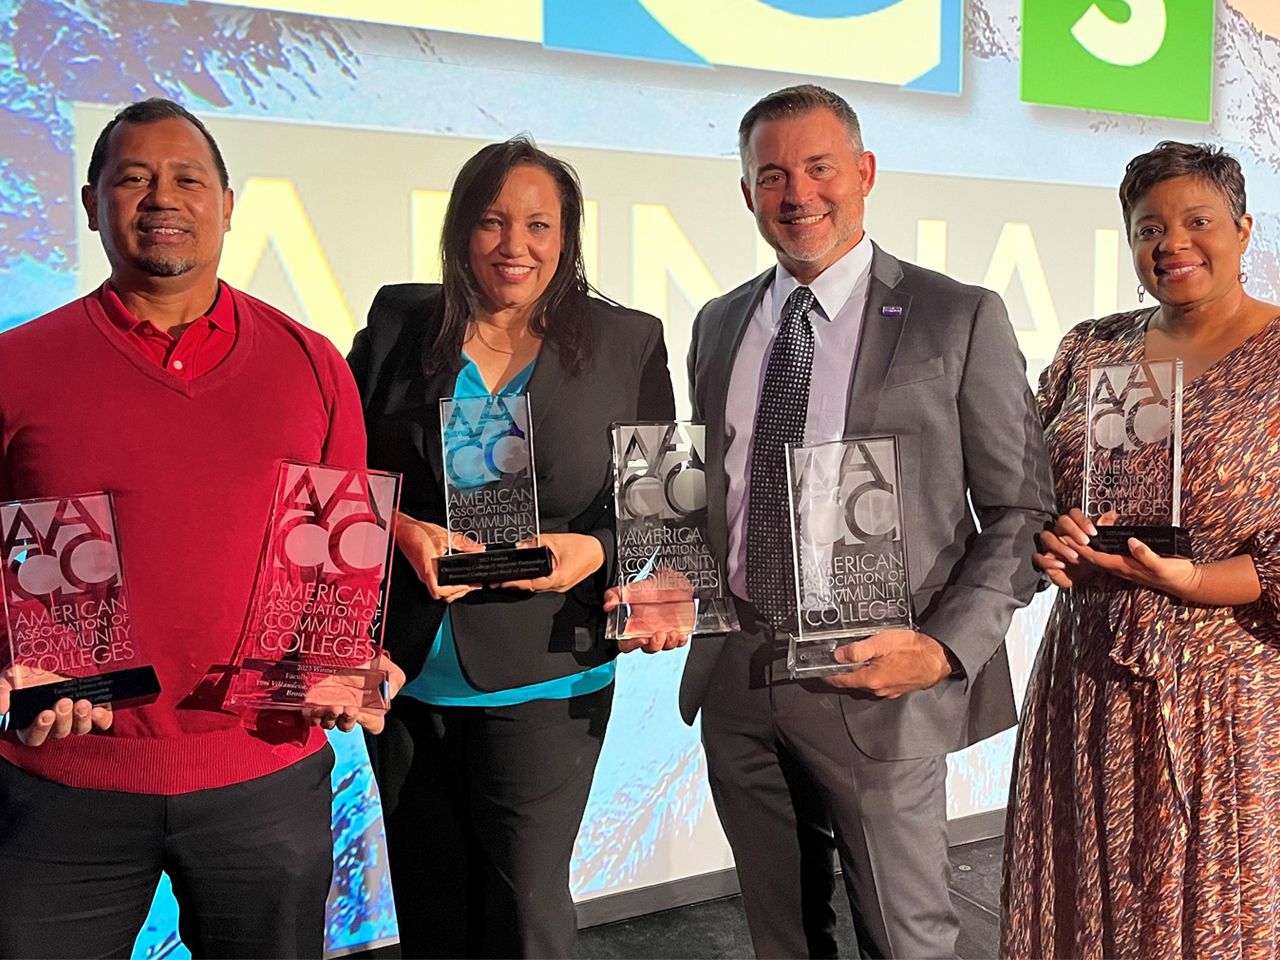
[[6, 665, 161, 730], [1089, 524, 1192, 559], [226, 659, 390, 714], [606, 597, 739, 641], [787, 636, 875, 679], [437, 546, 553, 586]]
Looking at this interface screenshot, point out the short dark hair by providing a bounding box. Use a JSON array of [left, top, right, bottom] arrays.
[[430, 135, 594, 374], [738, 84, 864, 172], [86, 98, 229, 189], [1119, 141, 1246, 232]]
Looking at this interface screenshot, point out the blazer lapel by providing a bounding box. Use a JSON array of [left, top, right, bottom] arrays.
[[526, 336, 568, 436], [702, 270, 771, 564], [709, 270, 772, 434], [846, 244, 910, 435], [414, 296, 457, 492], [422, 366, 457, 491]]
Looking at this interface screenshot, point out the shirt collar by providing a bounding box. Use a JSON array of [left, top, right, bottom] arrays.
[[771, 235, 874, 325], [97, 280, 235, 335]]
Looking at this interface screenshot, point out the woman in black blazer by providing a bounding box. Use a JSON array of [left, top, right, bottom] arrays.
[[347, 137, 675, 958]]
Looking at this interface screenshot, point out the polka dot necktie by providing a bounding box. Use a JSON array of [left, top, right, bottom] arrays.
[[746, 285, 815, 627]]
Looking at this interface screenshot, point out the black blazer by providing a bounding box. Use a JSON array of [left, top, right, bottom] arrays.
[[348, 284, 675, 690]]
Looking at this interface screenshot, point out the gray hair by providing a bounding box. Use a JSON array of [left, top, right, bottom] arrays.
[[738, 84, 864, 173]]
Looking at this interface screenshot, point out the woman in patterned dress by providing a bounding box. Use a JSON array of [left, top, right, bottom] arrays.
[[1002, 141, 1280, 958]]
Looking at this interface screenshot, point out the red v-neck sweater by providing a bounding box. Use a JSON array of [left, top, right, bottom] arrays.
[[0, 283, 367, 794]]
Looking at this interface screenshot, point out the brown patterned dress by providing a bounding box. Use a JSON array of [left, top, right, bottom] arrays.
[[1001, 309, 1280, 959]]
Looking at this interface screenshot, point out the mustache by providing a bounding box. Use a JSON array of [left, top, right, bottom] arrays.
[[775, 207, 831, 223], [135, 216, 196, 232]]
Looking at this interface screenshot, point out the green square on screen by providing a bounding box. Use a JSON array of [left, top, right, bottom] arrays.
[[1021, 0, 1214, 122]]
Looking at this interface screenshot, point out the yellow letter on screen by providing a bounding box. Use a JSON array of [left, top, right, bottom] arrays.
[[981, 222, 1061, 370], [632, 203, 726, 417], [221, 177, 356, 354]]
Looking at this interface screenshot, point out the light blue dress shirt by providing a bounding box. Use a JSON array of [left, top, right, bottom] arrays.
[[723, 237, 875, 600]]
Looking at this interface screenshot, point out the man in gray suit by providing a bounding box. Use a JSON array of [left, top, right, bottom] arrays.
[[677, 85, 1055, 958]]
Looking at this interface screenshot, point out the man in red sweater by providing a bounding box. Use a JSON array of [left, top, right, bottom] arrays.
[[0, 98, 400, 958]]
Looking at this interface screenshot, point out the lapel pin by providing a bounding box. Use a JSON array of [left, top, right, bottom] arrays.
[[881, 305, 904, 317]]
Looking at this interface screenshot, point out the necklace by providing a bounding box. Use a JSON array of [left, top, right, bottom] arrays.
[[467, 319, 534, 356]]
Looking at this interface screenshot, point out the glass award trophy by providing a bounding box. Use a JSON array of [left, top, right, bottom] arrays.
[[607, 422, 738, 640], [0, 492, 159, 729], [437, 394, 552, 585], [1083, 360, 1191, 558], [224, 462, 401, 714], [785, 436, 914, 679]]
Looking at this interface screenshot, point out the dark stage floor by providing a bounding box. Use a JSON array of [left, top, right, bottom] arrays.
[[578, 837, 1003, 959]]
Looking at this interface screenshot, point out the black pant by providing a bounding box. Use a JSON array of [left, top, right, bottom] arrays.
[[375, 686, 612, 959], [0, 746, 335, 960]]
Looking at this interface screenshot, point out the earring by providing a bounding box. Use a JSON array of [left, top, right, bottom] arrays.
[[1241, 271, 1249, 285], [1137, 283, 1145, 304]]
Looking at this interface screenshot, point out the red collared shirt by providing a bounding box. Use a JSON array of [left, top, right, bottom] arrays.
[[97, 281, 236, 380]]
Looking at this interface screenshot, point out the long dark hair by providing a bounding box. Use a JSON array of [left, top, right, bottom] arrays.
[[428, 136, 594, 374]]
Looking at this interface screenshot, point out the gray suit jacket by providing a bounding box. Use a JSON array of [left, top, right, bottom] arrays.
[[678, 244, 1056, 760]]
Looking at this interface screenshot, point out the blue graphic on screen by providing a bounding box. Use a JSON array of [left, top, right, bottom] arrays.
[[543, 0, 964, 93], [575, 645, 710, 896], [762, 1, 905, 13], [546, 0, 703, 65], [902, 0, 963, 94], [0, 0, 361, 329]]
